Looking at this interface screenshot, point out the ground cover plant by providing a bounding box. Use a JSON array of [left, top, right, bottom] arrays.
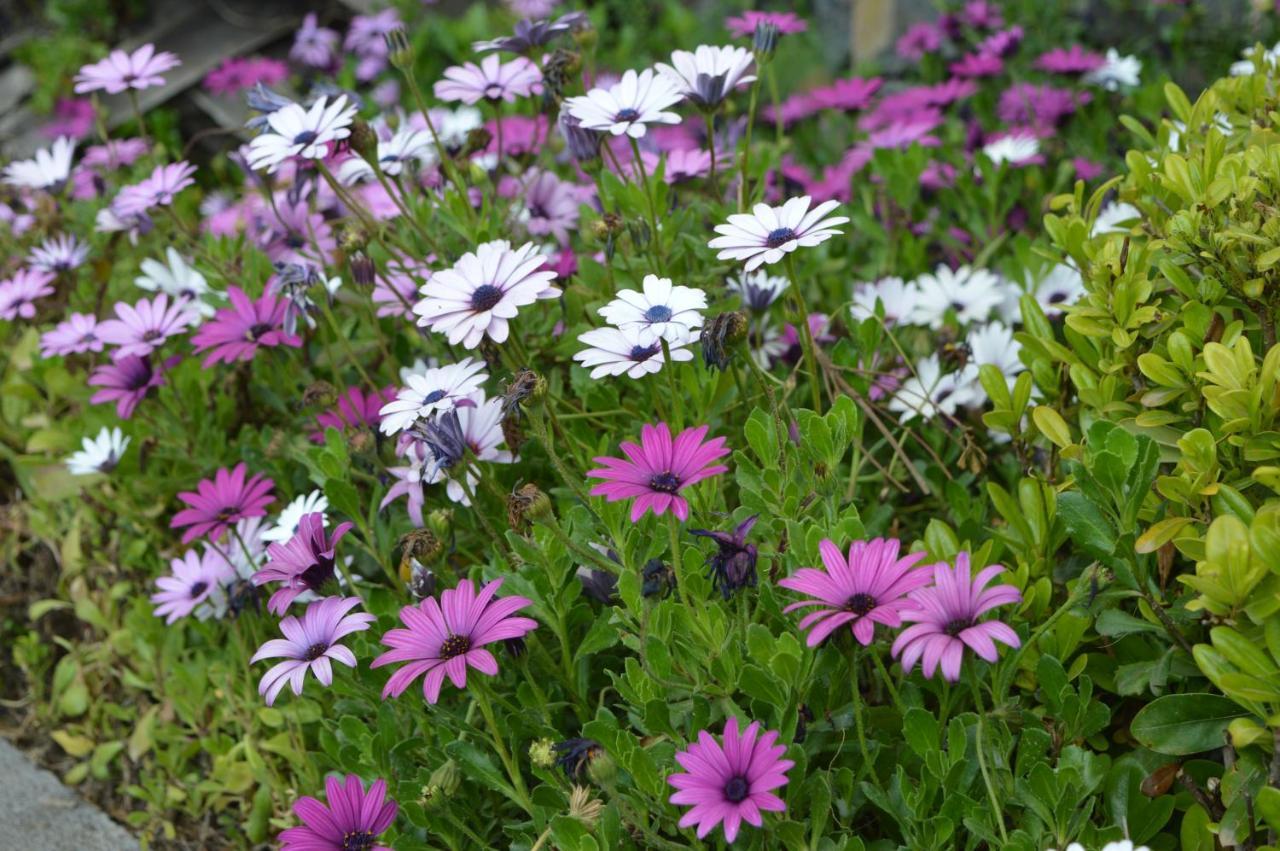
[[6, 0, 1280, 848]]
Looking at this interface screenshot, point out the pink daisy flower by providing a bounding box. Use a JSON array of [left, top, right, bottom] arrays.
[[280, 775, 397, 851], [587, 422, 729, 522], [170, 463, 276, 545], [113, 161, 197, 218], [896, 22, 944, 60], [97, 293, 198, 359], [74, 43, 180, 94], [310, 385, 397, 443], [808, 77, 883, 112], [725, 10, 807, 38], [150, 548, 234, 624], [41, 312, 103, 357], [667, 717, 794, 843], [371, 578, 537, 704], [949, 51, 1004, 77], [891, 552, 1023, 682], [88, 355, 172, 418], [779, 538, 931, 646], [251, 513, 355, 615], [251, 596, 374, 705], [433, 55, 543, 105], [190, 286, 302, 367], [1035, 45, 1105, 74], [0, 268, 55, 320]]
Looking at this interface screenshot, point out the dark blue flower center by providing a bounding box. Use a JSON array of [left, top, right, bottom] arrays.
[[189, 581, 209, 599], [484, 83, 505, 99], [723, 775, 750, 803], [247, 322, 274, 341], [342, 831, 377, 851], [944, 617, 972, 637], [648, 471, 681, 493], [628, 343, 661, 361], [844, 593, 877, 615], [294, 130, 319, 145], [440, 634, 471, 659], [615, 107, 641, 122], [423, 389, 447, 404], [643, 304, 673, 323], [765, 227, 797, 248], [470, 284, 504, 312], [304, 642, 330, 661]]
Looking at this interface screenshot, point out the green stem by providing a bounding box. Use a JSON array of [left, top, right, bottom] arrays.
[[738, 77, 761, 211], [783, 254, 823, 411], [851, 646, 874, 782], [628, 136, 665, 271], [967, 667, 1009, 844], [703, 111, 720, 197], [660, 337, 684, 429], [472, 682, 533, 815]]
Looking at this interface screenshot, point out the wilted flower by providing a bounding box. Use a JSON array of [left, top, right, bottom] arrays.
[[691, 515, 759, 598], [252, 513, 355, 614]]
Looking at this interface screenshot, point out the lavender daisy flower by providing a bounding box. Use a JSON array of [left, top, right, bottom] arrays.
[[709, 197, 849, 272], [891, 552, 1022, 681], [434, 55, 544, 105], [29, 234, 89, 273], [87, 355, 170, 419], [251, 596, 374, 705], [473, 12, 587, 54], [378, 358, 488, 436], [371, 578, 537, 703], [170, 463, 276, 545], [252, 513, 355, 614], [190, 286, 302, 366], [246, 96, 357, 173], [518, 170, 581, 245], [244, 83, 296, 131], [565, 69, 684, 138], [66, 427, 130, 475], [112, 161, 197, 217], [727, 269, 789, 312], [0, 268, 55, 320], [74, 44, 180, 94], [667, 717, 794, 843], [97, 293, 198, 359], [2, 137, 75, 190], [280, 774, 397, 851], [344, 9, 400, 80], [151, 548, 234, 624], [413, 240, 558, 349], [779, 538, 931, 646], [41, 312, 102, 357], [290, 14, 340, 68], [656, 45, 756, 110]]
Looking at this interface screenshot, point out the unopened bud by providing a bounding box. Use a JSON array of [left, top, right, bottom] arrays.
[[386, 28, 414, 71], [508, 482, 553, 529], [347, 426, 375, 456], [349, 119, 378, 162], [529, 738, 556, 769], [462, 127, 492, 158], [753, 22, 780, 58], [349, 251, 376, 287], [585, 749, 617, 786], [302, 380, 338, 409]]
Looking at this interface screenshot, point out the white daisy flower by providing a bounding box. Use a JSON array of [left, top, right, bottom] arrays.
[[66, 427, 130, 475], [709, 196, 849, 272], [379, 357, 489, 436], [246, 95, 358, 173], [598, 274, 706, 344], [564, 68, 684, 138], [29, 234, 90, 273], [430, 106, 484, 148], [1091, 201, 1140, 236], [1049, 842, 1151, 851], [655, 45, 756, 109], [966, 321, 1024, 396], [3, 137, 75, 190], [413, 240, 559, 349], [1030, 263, 1085, 317], [981, 132, 1040, 166], [573, 325, 694, 379], [1231, 42, 1280, 76], [1084, 48, 1141, 91], [851, 276, 919, 324], [136, 247, 215, 318], [887, 354, 979, 423], [262, 490, 330, 543], [726, 269, 789, 312], [337, 125, 436, 184], [909, 265, 1005, 329]]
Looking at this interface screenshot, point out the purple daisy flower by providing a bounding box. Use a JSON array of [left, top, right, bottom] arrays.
[[371, 578, 537, 704], [251, 596, 374, 705], [0, 268, 55, 320], [41, 312, 102, 357], [290, 13, 339, 69], [725, 10, 807, 38], [587, 422, 730, 522], [310, 385, 396, 443], [150, 548, 234, 624], [113, 161, 197, 218], [518, 169, 580, 245], [280, 774, 397, 851], [808, 76, 883, 112], [896, 22, 944, 60], [251, 513, 355, 615], [87, 354, 171, 418], [779, 537, 931, 647], [891, 552, 1022, 681], [190, 286, 301, 366], [170, 463, 276, 545], [29, 234, 90, 273], [1035, 45, 1105, 74], [97, 293, 199, 359], [74, 43, 180, 94], [434, 55, 543, 105], [667, 717, 794, 843]]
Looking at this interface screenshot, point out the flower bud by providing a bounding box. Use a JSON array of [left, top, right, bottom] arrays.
[[701, 311, 749, 372], [508, 482, 553, 529], [385, 28, 414, 71], [349, 250, 376, 287], [462, 127, 493, 159], [302, 380, 338, 409], [429, 759, 461, 796], [426, 508, 452, 539], [349, 118, 379, 163], [568, 786, 604, 828], [529, 738, 556, 769], [753, 22, 779, 58], [347, 426, 375, 456], [585, 749, 617, 786]]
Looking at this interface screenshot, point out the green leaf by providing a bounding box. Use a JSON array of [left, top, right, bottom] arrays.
[[1056, 492, 1116, 557], [1130, 693, 1251, 755]]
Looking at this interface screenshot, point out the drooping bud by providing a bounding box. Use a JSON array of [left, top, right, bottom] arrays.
[[385, 28, 414, 71], [462, 127, 493, 159], [508, 482, 553, 529], [349, 118, 379, 163], [349, 250, 376, 287], [700, 311, 749, 372], [502, 367, 547, 415]]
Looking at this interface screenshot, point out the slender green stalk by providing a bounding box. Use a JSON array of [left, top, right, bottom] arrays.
[[704, 112, 720, 196], [660, 338, 684, 429], [738, 77, 762, 210], [783, 253, 823, 411], [628, 136, 665, 271], [472, 683, 533, 815], [851, 646, 874, 782], [968, 667, 1009, 844]]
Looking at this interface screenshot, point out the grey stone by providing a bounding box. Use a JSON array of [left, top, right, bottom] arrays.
[[0, 739, 138, 851]]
